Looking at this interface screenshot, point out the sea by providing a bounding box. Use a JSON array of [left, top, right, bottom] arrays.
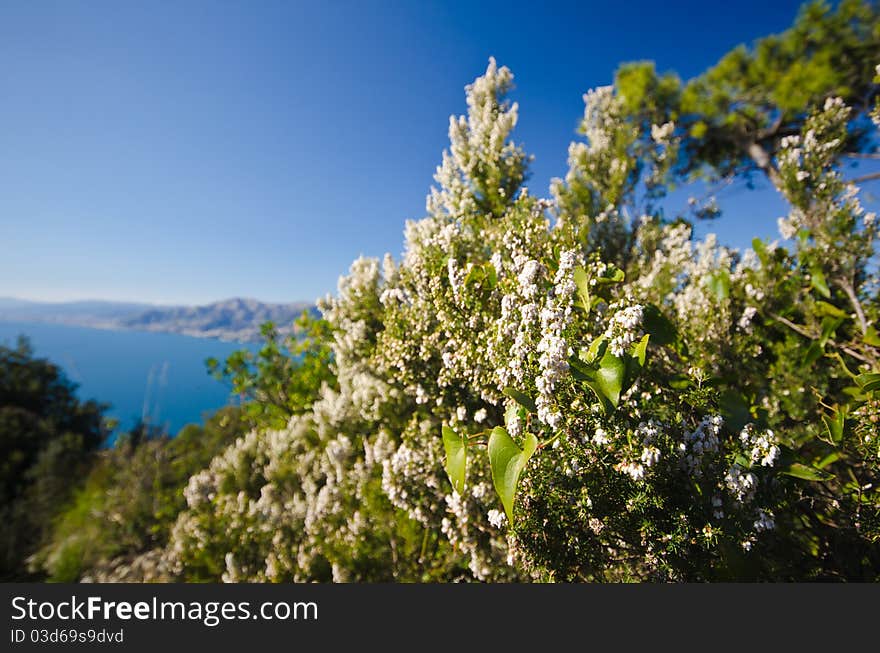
[[0, 320, 256, 437]]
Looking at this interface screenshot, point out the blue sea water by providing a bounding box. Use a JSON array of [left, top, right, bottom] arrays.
[[0, 321, 255, 437]]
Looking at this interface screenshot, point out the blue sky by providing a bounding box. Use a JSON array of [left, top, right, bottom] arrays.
[[1, 0, 810, 305]]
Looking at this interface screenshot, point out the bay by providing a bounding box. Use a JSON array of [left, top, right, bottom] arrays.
[[0, 320, 255, 436]]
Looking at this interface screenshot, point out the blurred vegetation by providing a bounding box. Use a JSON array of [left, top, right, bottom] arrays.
[[34, 407, 248, 582], [10, 312, 335, 581], [206, 311, 336, 430], [0, 336, 109, 580]]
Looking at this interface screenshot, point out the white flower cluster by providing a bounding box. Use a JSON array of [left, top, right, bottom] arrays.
[[427, 57, 527, 220], [487, 509, 507, 528], [737, 306, 758, 332], [679, 415, 723, 475], [534, 251, 580, 428], [637, 420, 662, 468], [739, 424, 780, 467], [650, 121, 675, 144], [724, 464, 757, 504], [617, 460, 645, 481], [603, 302, 644, 357], [579, 85, 617, 153], [517, 258, 544, 299], [753, 509, 775, 532]]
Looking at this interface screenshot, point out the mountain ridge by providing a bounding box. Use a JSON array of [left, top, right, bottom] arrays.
[[0, 297, 316, 343]]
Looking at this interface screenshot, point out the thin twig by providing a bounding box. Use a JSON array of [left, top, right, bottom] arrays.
[[767, 311, 872, 364], [842, 152, 880, 160], [849, 171, 880, 185], [837, 278, 869, 337]]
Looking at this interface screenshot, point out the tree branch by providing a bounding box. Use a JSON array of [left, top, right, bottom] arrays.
[[767, 311, 871, 364], [747, 141, 783, 191], [842, 152, 880, 160], [837, 278, 869, 337], [848, 171, 880, 185]]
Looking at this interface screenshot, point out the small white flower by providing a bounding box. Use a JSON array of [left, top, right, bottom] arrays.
[[487, 509, 507, 528]]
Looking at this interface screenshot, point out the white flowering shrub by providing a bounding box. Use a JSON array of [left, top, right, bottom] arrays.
[[116, 6, 880, 583]]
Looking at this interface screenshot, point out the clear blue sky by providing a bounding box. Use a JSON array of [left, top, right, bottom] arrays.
[[0, 0, 809, 305]]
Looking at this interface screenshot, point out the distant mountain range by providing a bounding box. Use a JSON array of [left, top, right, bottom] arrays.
[[0, 297, 317, 342]]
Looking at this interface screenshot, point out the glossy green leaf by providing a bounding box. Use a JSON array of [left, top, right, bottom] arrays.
[[441, 426, 467, 495], [580, 336, 608, 365], [502, 387, 537, 413], [488, 426, 538, 523], [567, 355, 592, 382], [632, 333, 649, 366], [584, 348, 626, 412], [855, 373, 880, 393], [783, 463, 834, 482]]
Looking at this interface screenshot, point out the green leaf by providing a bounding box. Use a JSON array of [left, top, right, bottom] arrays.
[[855, 373, 880, 392], [782, 463, 834, 482], [572, 266, 591, 312], [464, 264, 484, 286], [441, 426, 467, 495], [864, 326, 880, 347], [802, 341, 824, 367], [719, 389, 751, 432], [502, 387, 537, 413], [751, 238, 768, 264], [704, 270, 730, 302], [821, 408, 845, 444], [488, 427, 538, 523], [809, 266, 831, 298], [580, 336, 608, 365], [690, 120, 708, 139], [641, 304, 678, 346], [567, 355, 593, 382], [632, 333, 650, 366], [819, 316, 843, 346], [817, 452, 841, 469], [814, 301, 847, 319], [583, 348, 626, 412], [595, 264, 625, 284], [485, 262, 497, 288]]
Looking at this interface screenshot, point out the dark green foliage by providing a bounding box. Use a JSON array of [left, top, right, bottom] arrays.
[[0, 336, 108, 580]]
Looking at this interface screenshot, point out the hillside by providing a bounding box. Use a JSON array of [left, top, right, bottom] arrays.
[[121, 298, 317, 341], [0, 297, 315, 342]]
